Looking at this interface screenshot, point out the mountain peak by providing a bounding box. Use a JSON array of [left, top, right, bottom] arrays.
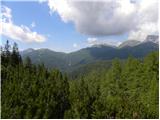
[[36, 48, 52, 52], [92, 43, 116, 48], [144, 35, 159, 44], [23, 48, 34, 52], [119, 40, 141, 48]]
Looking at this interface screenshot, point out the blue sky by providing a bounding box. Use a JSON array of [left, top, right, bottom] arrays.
[[1, 0, 158, 52]]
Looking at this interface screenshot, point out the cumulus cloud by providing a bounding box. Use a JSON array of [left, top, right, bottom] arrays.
[[48, 0, 158, 41], [128, 0, 158, 41], [128, 22, 158, 41], [0, 5, 46, 43]]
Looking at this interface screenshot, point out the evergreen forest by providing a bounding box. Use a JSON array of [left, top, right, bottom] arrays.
[[1, 41, 159, 119]]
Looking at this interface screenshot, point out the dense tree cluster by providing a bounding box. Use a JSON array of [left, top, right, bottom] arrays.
[[1, 41, 159, 118]]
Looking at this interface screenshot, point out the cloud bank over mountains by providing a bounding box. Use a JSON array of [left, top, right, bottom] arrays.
[[87, 37, 122, 47], [48, 0, 158, 41], [1, 0, 158, 45], [1, 5, 46, 43]]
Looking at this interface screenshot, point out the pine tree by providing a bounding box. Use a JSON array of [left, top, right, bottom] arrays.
[[3, 40, 11, 66], [1, 41, 159, 119], [11, 42, 22, 66]]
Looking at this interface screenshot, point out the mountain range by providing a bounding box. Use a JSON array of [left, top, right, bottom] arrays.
[[21, 35, 159, 72]]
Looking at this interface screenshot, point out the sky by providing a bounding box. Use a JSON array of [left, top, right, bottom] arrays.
[[0, 0, 158, 53]]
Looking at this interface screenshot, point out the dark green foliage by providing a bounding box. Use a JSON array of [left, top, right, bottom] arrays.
[[1, 41, 70, 119], [21, 48, 68, 71], [11, 42, 22, 66], [1, 41, 159, 119], [66, 51, 159, 119]]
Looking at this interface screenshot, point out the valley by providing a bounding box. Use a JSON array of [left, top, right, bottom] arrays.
[[21, 35, 159, 73]]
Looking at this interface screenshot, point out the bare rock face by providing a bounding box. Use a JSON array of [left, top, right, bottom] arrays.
[[145, 35, 159, 44], [119, 40, 141, 48]]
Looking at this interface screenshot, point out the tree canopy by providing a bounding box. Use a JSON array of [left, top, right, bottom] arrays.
[[1, 41, 159, 119]]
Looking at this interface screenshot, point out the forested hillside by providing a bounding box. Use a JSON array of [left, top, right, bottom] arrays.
[[21, 39, 158, 72], [1, 41, 159, 119]]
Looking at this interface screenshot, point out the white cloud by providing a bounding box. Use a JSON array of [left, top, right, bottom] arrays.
[[128, 22, 158, 41], [31, 22, 36, 28], [87, 38, 98, 46], [87, 37, 121, 46], [0, 5, 46, 43], [128, 0, 158, 41], [1, 5, 12, 23], [48, 0, 158, 41], [73, 43, 78, 48]]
